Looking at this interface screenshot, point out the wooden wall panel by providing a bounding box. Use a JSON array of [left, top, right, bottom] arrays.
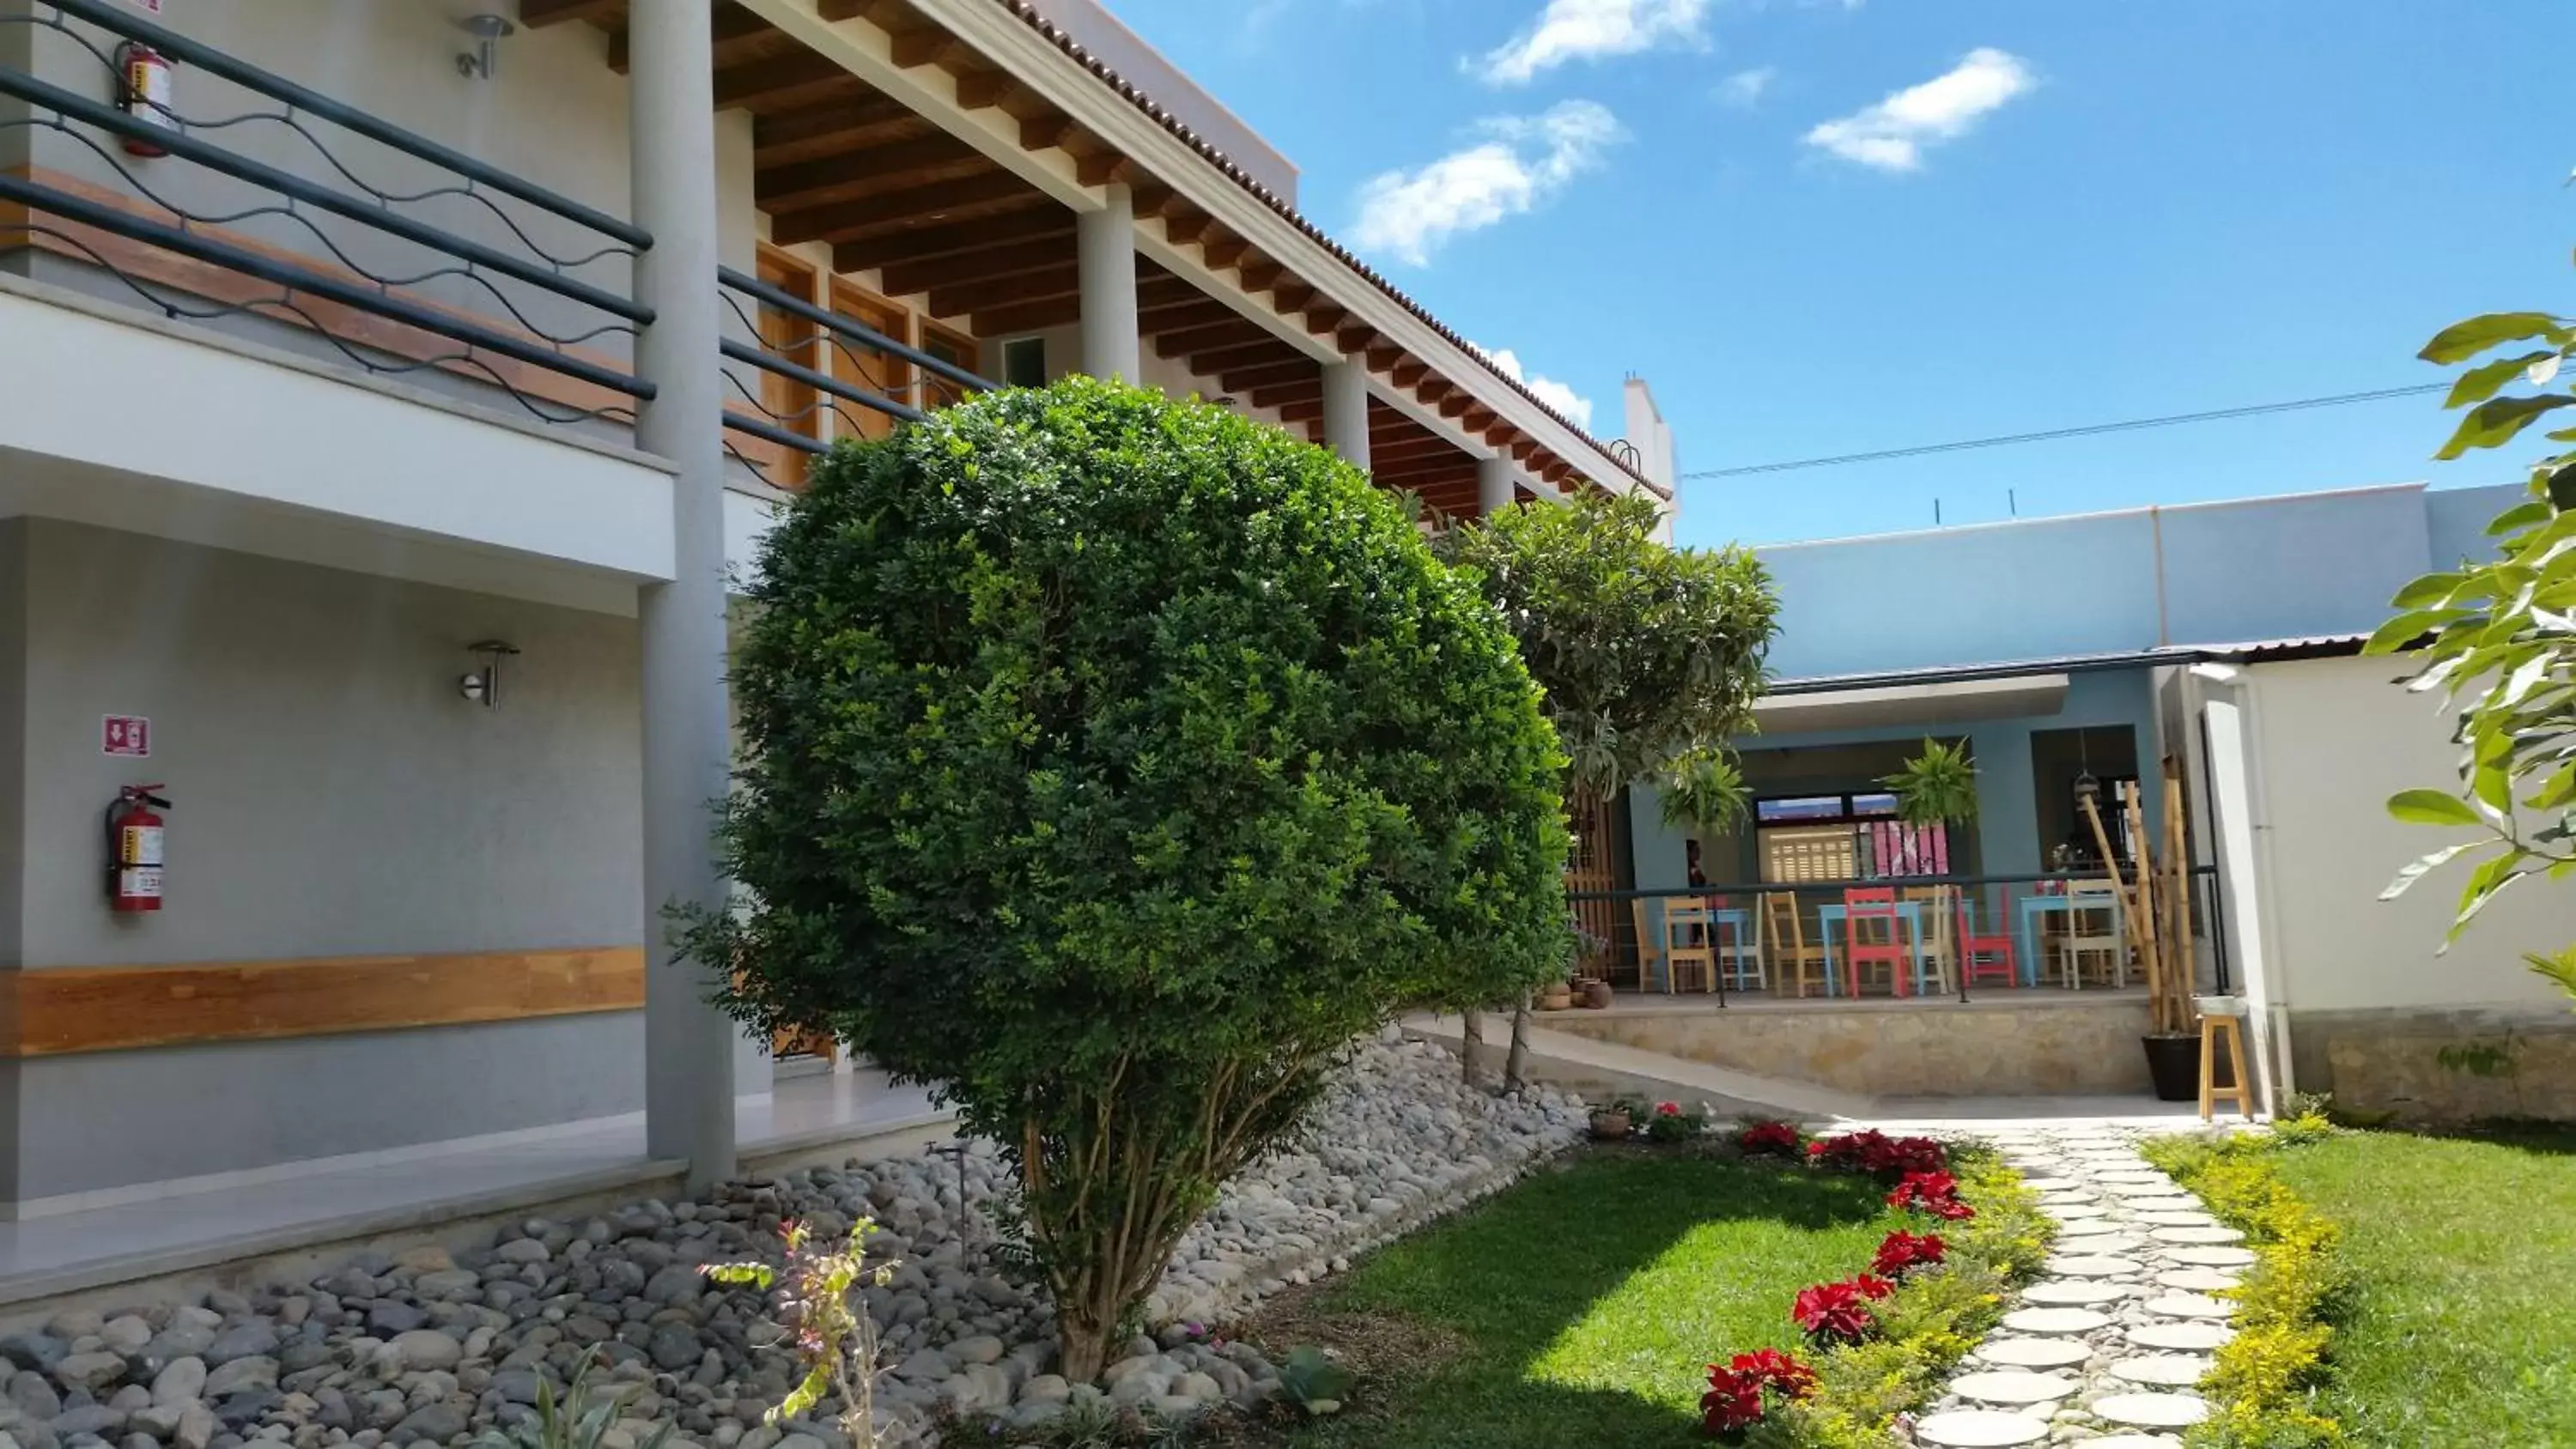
[[0, 947, 645, 1058]]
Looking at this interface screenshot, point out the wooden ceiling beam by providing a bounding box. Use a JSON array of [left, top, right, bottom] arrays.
[[1252, 379, 1325, 410], [1163, 210, 1214, 246], [519, 0, 625, 26], [951, 68, 1014, 111], [1075, 152, 1139, 187], [832, 204, 1070, 275], [1187, 339, 1299, 373], [756, 134, 987, 214], [1389, 360, 1430, 389], [964, 295, 1080, 336], [1271, 282, 1315, 313], [774, 171, 1033, 246], [1201, 234, 1251, 269], [1155, 318, 1271, 359], [929, 265, 1078, 320], [1439, 391, 1474, 419], [1020, 113, 1077, 151], [888, 26, 966, 70], [1278, 398, 1324, 423], [1139, 298, 1239, 336], [1223, 361, 1319, 395], [714, 52, 858, 112], [878, 234, 1077, 297], [1136, 275, 1204, 311], [753, 96, 922, 169]]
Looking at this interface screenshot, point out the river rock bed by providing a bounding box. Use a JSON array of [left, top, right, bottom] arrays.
[[0, 1035, 1578, 1449]]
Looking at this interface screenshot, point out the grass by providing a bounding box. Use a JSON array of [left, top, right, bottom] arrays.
[[1246, 1148, 1899, 1449], [2263, 1125, 2576, 1447]]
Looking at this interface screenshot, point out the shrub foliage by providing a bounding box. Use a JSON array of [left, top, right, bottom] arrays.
[[689, 379, 1574, 1378]]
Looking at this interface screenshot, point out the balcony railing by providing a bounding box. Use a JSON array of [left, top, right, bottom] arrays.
[[0, 0, 648, 426]]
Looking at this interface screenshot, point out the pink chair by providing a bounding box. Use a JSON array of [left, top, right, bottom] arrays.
[[1956, 888, 2019, 989], [1843, 886, 1911, 997]]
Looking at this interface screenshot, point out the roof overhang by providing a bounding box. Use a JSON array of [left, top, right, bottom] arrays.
[[1751, 673, 2071, 737]]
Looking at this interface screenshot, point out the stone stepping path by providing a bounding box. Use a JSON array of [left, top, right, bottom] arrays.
[[1902, 1125, 2245, 1447]]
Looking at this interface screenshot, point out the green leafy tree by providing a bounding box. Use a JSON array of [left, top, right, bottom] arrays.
[[1437, 491, 1778, 1083], [2368, 288, 2576, 1002], [686, 379, 1573, 1378]]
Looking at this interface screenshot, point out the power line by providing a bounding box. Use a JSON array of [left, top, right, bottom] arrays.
[[1679, 381, 2450, 480]]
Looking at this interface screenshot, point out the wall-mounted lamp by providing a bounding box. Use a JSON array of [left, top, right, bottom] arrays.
[[456, 14, 514, 80], [459, 640, 520, 708]]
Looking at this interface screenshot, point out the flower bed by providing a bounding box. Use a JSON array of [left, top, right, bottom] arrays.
[[1702, 1125, 2052, 1446], [2142, 1133, 2347, 1449]]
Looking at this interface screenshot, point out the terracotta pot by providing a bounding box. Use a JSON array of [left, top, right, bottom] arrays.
[[1589, 1109, 1631, 1141], [1538, 986, 1573, 1011], [1581, 979, 1614, 1009]]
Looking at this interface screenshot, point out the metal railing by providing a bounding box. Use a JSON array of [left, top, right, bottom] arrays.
[[1568, 866, 2231, 1009], [715, 265, 999, 483], [0, 0, 650, 425]]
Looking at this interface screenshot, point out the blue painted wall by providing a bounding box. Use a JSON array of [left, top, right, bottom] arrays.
[[1753, 482, 2518, 682]]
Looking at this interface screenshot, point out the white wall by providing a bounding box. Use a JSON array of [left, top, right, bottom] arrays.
[[2245, 654, 2576, 1015]]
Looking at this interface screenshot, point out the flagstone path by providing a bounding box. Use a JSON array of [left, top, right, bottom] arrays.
[[1905, 1126, 2248, 1449]]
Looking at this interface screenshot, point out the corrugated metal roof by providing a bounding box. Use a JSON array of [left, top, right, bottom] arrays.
[[1764, 634, 2383, 696]]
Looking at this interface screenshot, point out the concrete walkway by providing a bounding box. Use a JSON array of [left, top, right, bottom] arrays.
[[1404, 1014, 2208, 1128]]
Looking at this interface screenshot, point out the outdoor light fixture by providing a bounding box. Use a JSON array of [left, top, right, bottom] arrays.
[[456, 14, 513, 80], [459, 640, 519, 708]]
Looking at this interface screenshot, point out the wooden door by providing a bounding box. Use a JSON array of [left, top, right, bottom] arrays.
[[828, 277, 912, 440], [754, 243, 821, 488], [918, 322, 981, 409], [1568, 798, 1622, 979]]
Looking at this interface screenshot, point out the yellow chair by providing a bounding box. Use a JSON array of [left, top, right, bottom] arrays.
[[1759, 892, 1828, 997]]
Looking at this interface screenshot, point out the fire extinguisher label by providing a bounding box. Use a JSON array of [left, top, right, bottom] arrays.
[[129, 58, 173, 125], [118, 824, 164, 866], [118, 867, 163, 899]]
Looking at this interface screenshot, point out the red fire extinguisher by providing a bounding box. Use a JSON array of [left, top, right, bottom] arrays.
[[114, 42, 176, 158], [106, 785, 169, 913]]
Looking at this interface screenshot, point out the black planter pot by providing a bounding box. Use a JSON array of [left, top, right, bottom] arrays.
[[2142, 1034, 2202, 1102]]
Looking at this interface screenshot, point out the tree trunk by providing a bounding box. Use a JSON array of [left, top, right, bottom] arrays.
[[1503, 992, 1532, 1094], [1054, 1300, 1115, 1385], [1459, 1007, 1485, 1088]]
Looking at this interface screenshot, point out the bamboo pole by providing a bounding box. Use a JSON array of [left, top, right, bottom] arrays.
[[2164, 777, 2196, 1025], [2122, 783, 2171, 1030], [2077, 790, 2144, 1003]]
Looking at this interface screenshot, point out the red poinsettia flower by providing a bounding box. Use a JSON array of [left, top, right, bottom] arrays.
[[1738, 1121, 1803, 1156], [1791, 1277, 1886, 1344], [1698, 1367, 1765, 1438], [1872, 1229, 1948, 1276], [1729, 1348, 1818, 1399], [1886, 1169, 1973, 1221]]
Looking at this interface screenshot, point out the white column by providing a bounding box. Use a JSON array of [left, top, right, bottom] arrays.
[[1477, 453, 1515, 517], [1321, 360, 1370, 470], [629, 0, 738, 1192], [1077, 184, 1139, 381]]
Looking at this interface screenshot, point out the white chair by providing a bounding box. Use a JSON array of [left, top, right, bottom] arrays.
[[2056, 880, 2126, 988]]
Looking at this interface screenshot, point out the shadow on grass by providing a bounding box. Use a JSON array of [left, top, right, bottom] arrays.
[[1267, 1147, 1891, 1449]]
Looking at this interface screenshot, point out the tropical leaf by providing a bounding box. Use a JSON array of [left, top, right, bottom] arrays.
[[2419, 312, 2568, 365]]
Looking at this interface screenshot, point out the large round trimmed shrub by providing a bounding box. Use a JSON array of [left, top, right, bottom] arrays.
[[693, 378, 1571, 1378]]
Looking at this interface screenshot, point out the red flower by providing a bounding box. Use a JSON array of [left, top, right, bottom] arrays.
[[1872, 1229, 1948, 1276], [1738, 1121, 1802, 1156], [1791, 1277, 1886, 1344], [1656, 1100, 1683, 1116], [1699, 1351, 1818, 1440], [1886, 1169, 1973, 1221], [1808, 1130, 1950, 1179]]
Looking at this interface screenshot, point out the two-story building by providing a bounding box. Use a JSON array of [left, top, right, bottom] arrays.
[[0, 0, 1674, 1294]]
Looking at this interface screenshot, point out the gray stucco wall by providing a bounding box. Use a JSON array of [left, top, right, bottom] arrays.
[[0, 521, 650, 1201]]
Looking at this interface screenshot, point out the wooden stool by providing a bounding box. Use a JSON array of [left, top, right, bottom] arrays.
[[2198, 1007, 2252, 1122]]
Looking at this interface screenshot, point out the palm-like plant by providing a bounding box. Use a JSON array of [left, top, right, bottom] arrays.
[[1883, 738, 1979, 826]]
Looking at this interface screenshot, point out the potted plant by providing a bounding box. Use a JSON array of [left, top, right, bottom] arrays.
[[1881, 738, 1979, 827], [1579, 975, 1614, 1008], [1538, 977, 1574, 1011], [1589, 1095, 1641, 1141]]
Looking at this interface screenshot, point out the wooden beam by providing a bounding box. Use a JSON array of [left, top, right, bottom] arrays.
[[1136, 273, 1203, 310], [1439, 391, 1473, 419], [1366, 344, 1405, 372], [1391, 361, 1430, 388], [715, 52, 858, 112], [1155, 318, 1270, 359], [1271, 282, 1315, 312], [1278, 398, 1324, 423], [1020, 113, 1077, 150], [756, 134, 987, 214], [952, 68, 1014, 110], [1201, 234, 1250, 268], [1139, 298, 1239, 336], [1334, 324, 1376, 354], [1163, 210, 1214, 245], [1076, 152, 1139, 186], [1, 948, 645, 1057], [1237, 260, 1284, 293], [889, 26, 964, 69], [879, 234, 1077, 296], [833, 204, 1070, 274], [967, 295, 1080, 336], [930, 264, 1078, 320], [773, 170, 1034, 246], [754, 95, 922, 169], [1252, 379, 1326, 410], [519, 0, 625, 26], [1460, 405, 1497, 432], [1188, 339, 1300, 373], [1221, 361, 1319, 394]]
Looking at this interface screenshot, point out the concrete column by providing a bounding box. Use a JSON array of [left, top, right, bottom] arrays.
[[629, 2, 738, 1192], [1077, 184, 1139, 381], [1967, 725, 2039, 877], [1321, 360, 1370, 470], [1477, 453, 1515, 517]]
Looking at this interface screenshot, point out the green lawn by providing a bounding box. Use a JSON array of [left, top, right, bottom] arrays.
[[2266, 1126, 2576, 1446], [1258, 1149, 1898, 1449]]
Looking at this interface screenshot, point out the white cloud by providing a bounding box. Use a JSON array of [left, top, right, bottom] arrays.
[[1716, 65, 1777, 108], [1350, 100, 1621, 266], [1480, 346, 1595, 431], [1472, 0, 1710, 85], [1802, 47, 2034, 172]]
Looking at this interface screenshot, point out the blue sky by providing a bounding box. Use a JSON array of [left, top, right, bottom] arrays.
[[1101, 0, 2573, 546]]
